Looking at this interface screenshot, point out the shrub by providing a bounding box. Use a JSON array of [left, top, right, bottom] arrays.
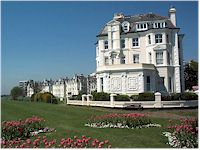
[[34, 93, 43, 102], [115, 94, 130, 101], [70, 95, 78, 100], [30, 94, 35, 102], [137, 92, 154, 101], [170, 93, 181, 100], [166, 118, 198, 148], [50, 98, 58, 104], [41, 92, 55, 103], [130, 95, 139, 101], [87, 113, 152, 129], [161, 95, 171, 101], [1, 135, 112, 148], [1, 116, 45, 141], [32, 92, 57, 104], [181, 92, 198, 100], [92, 92, 110, 101]]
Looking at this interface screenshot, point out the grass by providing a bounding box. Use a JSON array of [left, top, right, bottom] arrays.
[[1, 100, 197, 148]]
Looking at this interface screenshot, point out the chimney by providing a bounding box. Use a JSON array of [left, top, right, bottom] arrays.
[[168, 6, 176, 26], [113, 13, 124, 20]]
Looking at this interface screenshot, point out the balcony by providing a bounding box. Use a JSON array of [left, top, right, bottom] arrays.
[[96, 63, 155, 73]]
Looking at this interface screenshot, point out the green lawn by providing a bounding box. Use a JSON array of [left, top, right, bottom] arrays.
[[1, 100, 198, 148]]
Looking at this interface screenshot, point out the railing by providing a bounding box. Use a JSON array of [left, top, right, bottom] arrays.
[[66, 93, 198, 109]]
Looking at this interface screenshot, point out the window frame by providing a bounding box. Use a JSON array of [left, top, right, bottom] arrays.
[[155, 34, 163, 43], [121, 39, 125, 48], [104, 40, 108, 49], [146, 76, 151, 91], [120, 56, 126, 64], [156, 51, 164, 65], [148, 35, 151, 44], [104, 56, 109, 65], [133, 54, 139, 64], [132, 37, 139, 47]]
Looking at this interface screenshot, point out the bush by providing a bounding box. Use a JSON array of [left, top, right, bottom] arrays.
[[30, 94, 35, 102], [1, 116, 45, 141], [115, 94, 130, 101], [181, 92, 198, 100], [130, 95, 139, 101], [171, 93, 181, 100], [87, 113, 152, 128], [137, 92, 154, 101], [161, 95, 171, 101], [166, 118, 198, 148], [92, 92, 110, 101], [32, 92, 57, 104], [41, 92, 54, 103], [69, 95, 78, 100]]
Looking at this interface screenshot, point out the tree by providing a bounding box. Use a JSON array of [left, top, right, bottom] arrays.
[[184, 60, 198, 90], [33, 82, 42, 93], [10, 86, 23, 100]]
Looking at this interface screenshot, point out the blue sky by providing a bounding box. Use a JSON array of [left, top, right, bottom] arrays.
[[1, 1, 198, 95]]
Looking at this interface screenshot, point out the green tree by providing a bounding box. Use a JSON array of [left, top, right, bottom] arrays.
[[184, 60, 198, 90], [10, 86, 23, 100]]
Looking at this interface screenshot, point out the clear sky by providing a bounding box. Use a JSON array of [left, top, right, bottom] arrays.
[[1, 1, 198, 95]]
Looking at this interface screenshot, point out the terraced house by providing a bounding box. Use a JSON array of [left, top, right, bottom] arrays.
[[96, 7, 184, 95]]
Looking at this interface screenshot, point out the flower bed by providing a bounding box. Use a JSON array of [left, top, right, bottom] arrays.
[[1, 135, 112, 148], [163, 118, 198, 148], [1, 116, 45, 140], [85, 113, 161, 129]]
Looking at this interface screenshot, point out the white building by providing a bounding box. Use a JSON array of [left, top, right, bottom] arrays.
[[66, 74, 87, 96], [26, 80, 34, 97], [96, 7, 184, 95], [52, 78, 66, 101], [41, 79, 53, 93], [87, 73, 97, 94], [25, 74, 90, 100]]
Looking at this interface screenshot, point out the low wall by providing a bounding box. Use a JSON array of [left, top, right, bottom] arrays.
[[67, 99, 198, 109]]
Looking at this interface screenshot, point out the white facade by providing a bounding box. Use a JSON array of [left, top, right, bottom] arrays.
[[66, 74, 87, 96], [96, 7, 184, 95], [26, 75, 91, 100], [52, 79, 66, 101], [27, 83, 34, 97], [87, 73, 97, 94]]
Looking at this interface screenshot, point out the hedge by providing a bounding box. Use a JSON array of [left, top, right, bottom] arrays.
[[115, 94, 130, 101], [181, 92, 198, 100], [130, 95, 139, 101], [31, 92, 58, 104], [92, 92, 110, 101], [137, 92, 154, 101]]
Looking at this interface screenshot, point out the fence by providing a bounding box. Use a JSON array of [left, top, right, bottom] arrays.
[[66, 92, 198, 109]]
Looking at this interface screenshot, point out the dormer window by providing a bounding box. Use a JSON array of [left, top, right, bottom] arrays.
[[153, 22, 166, 29], [121, 21, 130, 33], [136, 23, 148, 31]]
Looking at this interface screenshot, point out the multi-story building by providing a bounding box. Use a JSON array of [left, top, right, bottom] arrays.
[[96, 7, 184, 95], [52, 78, 66, 101], [41, 79, 54, 93], [25, 74, 91, 100], [26, 80, 34, 97], [87, 73, 97, 94], [66, 74, 87, 96], [19, 80, 29, 96]]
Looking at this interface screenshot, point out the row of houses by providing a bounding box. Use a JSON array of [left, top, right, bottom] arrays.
[[19, 74, 97, 101]]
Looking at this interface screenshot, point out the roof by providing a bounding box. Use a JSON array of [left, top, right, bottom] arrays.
[[97, 13, 178, 37]]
